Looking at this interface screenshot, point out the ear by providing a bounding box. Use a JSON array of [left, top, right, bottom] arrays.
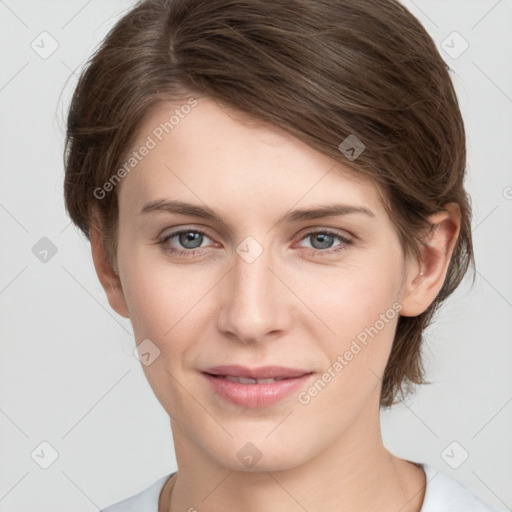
[[89, 206, 130, 319], [400, 203, 461, 317]]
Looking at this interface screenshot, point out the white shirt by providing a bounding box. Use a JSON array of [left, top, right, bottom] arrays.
[[100, 462, 500, 511]]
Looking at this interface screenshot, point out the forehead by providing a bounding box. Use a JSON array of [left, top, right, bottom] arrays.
[[117, 96, 385, 218]]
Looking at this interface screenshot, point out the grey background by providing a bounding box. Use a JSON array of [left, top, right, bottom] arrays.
[[0, 0, 511, 510]]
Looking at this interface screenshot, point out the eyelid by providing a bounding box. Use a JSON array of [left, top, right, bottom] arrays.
[[296, 225, 354, 241], [157, 223, 230, 246], [158, 224, 213, 240]]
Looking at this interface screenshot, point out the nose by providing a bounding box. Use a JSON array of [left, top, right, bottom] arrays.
[[216, 238, 292, 344]]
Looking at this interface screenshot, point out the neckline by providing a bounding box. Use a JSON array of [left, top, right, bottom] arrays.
[[158, 471, 177, 512], [158, 463, 429, 512]]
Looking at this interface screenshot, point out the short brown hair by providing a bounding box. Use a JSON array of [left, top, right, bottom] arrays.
[[64, 0, 474, 407]]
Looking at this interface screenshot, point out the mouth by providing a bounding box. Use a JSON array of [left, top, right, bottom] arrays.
[[201, 365, 314, 408], [202, 364, 311, 380], [207, 374, 295, 384]]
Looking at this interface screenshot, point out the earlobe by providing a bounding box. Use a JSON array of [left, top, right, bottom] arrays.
[[89, 210, 130, 319], [399, 203, 461, 317]]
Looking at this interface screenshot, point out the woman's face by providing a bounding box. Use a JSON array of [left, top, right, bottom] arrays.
[[113, 96, 411, 472]]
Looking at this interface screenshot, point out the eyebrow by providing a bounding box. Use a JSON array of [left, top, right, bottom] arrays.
[[140, 199, 375, 226]]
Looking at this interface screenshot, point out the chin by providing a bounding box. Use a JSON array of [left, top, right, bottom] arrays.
[[205, 434, 315, 474]]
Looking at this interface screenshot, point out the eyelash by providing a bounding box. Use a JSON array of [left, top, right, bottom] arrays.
[[156, 228, 353, 258]]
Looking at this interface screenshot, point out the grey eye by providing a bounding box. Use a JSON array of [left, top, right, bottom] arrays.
[[177, 231, 204, 249], [307, 232, 337, 250]]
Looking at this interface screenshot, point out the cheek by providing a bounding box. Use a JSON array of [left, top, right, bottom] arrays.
[[300, 252, 404, 388], [118, 248, 214, 412], [119, 242, 217, 353], [306, 253, 403, 334], [296, 288, 401, 422]]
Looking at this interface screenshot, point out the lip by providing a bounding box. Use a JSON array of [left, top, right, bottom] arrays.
[[201, 365, 314, 408]]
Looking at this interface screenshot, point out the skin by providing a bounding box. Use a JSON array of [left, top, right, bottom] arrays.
[[90, 96, 461, 512]]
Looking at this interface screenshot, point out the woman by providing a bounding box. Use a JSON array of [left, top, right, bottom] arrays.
[[63, 0, 498, 510]]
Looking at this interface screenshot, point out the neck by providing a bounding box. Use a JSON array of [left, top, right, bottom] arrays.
[[161, 398, 426, 512]]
